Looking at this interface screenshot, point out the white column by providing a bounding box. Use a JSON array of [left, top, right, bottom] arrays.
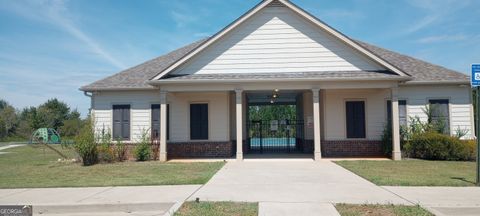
[[312, 88, 322, 160], [391, 87, 402, 160], [159, 90, 168, 162], [235, 89, 243, 161]]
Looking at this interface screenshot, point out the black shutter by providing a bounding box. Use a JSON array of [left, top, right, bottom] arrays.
[[190, 104, 208, 140], [151, 104, 170, 140], [113, 106, 122, 139], [346, 101, 366, 138], [122, 106, 130, 140], [387, 100, 407, 127], [113, 105, 130, 140], [429, 99, 450, 134], [151, 104, 160, 139]]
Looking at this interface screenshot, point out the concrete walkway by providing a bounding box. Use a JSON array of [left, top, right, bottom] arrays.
[[191, 161, 410, 216], [191, 161, 409, 204], [0, 144, 25, 153], [384, 186, 480, 216], [0, 185, 201, 216]]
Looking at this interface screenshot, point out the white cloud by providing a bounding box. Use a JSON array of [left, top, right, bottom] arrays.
[[404, 0, 472, 34], [171, 10, 198, 28], [416, 34, 468, 43], [0, 0, 125, 69]]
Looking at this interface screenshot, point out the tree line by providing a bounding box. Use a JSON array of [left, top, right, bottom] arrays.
[[0, 98, 84, 141]]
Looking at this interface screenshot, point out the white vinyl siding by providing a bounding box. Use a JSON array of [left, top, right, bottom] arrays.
[[92, 91, 159, 142], [171, 6, 384, 75], [399, 85, 473, 139], [324, 89, 390, 140]]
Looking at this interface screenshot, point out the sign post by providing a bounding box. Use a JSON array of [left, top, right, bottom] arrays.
[[472, 64, 480, 186]]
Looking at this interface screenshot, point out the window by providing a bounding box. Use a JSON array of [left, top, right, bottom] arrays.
[[190, 103, 208, 140], [429, 99, 450, 134], [151, 104, 169, 140], [387, 100, 407, 127], [113, 105, 130, 140], [346, 101, 366, 138]]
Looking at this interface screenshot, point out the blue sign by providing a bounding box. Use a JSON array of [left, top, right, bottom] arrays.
[[472, 64, 480, 87]]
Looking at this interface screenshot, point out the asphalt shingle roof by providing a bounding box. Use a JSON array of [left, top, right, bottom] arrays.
[[80, 38, 469, 91], [357, 41, 469, 83]]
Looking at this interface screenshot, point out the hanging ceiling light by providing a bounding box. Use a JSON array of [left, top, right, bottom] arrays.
[[270, 89, 279, 104]]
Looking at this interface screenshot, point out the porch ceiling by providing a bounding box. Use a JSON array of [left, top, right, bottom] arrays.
[[247, 91, 300, 104]]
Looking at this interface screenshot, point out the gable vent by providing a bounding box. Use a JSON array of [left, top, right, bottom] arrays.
[[267, 0, 285, 7]]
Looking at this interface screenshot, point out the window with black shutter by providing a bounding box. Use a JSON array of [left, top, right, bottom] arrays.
[[346, 101, 366, 139], [190, 103, 208, 140], [151, 104, 169, 140], [113, 105, 130, 140], [429, 99, 450, 134], [387, 100, 407, 127]]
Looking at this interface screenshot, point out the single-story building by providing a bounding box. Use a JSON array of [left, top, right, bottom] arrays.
[[80, 0, 473, 161]]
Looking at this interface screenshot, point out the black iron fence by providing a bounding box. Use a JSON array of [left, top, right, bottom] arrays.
[[247, 120, 305, 153]]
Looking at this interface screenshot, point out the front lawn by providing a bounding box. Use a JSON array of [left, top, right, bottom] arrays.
[[174, 202, 258, 216], [336, 204, 433, 216], [0, 145, 224, 188], [335, 160, 476, 186]]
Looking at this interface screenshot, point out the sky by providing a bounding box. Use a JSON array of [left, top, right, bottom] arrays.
[[0, 0, 479, 117]]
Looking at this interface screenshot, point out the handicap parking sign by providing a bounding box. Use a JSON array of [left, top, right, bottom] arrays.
[[472, 64, 480, 87]]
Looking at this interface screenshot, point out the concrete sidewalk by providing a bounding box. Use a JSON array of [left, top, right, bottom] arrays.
[[0, 185, 201, 216], [384, 186, 480, 216]]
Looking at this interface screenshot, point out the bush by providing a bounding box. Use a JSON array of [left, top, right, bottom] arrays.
[[73, 118, 97, 166], [97, 132, 114, 163], [381, 124, 408, 155], [134, 131, 151, 161], [404, 132, 475, 161], [114, 139, 128, 162]]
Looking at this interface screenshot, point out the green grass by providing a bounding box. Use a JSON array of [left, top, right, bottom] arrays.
[[335, 160, 476, 186], [336, 204, 433, 216], [174, 202, 258, 216], [0, 145, 225, 188]]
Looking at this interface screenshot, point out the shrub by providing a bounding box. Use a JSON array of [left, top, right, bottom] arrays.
[[97, 132, 114, 163], [134, 131, 151, 161], [404, 132, 475, 161], [73, 118, 97, 166], [114, 139, 128, 162], [380, 124, 408, 155]]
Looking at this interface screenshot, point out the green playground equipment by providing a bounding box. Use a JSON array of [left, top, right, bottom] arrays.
[[30, 128, 61, 144], [30, 128, 67, 159]]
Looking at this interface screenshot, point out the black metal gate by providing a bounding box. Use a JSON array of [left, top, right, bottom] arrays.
[[247, 120, 305, 153]]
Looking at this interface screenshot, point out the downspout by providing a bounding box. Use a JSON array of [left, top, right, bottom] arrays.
[[83, 91, 93, 116]]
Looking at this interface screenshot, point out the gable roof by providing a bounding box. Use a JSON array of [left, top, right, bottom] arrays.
[[79, 0, 469, 92], [80, 37, 468, 91], [80, 39, 207, 91], [357, 41, 469, 84], [150, 0, 409, 80]]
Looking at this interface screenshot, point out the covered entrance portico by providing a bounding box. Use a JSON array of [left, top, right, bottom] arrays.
[[154, 79, 402, 162]]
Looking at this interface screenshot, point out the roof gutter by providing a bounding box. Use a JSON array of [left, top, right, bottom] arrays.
[[147, 76, 412, 85], [401, 80, 470, 86], [79, 87, 156, 92]]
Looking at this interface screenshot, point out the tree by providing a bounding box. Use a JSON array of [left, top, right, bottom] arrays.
[[16, 107, 40, 138], [0, 100, 17, 138], [36, 99, 70, 130]]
